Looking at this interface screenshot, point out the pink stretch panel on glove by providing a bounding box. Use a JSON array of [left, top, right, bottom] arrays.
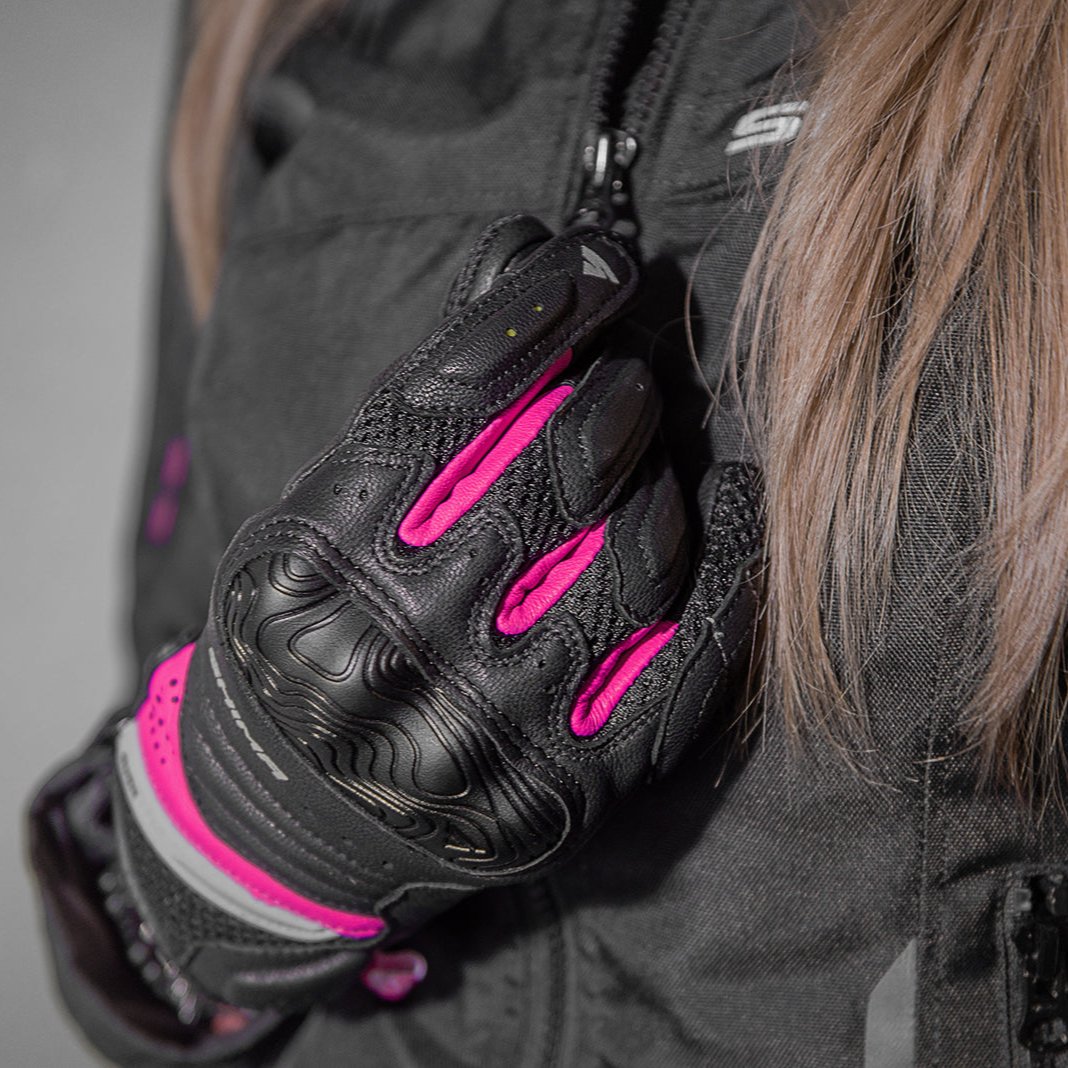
[[135, 644, 384, 940], [570, 621, 679, 736], [399, 351, 573, 546], [496, 521, 605, 634]]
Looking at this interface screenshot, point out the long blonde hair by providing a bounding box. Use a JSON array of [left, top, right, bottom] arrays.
[[744, 0, 1068, 804], [171, 0, 1068, 804]]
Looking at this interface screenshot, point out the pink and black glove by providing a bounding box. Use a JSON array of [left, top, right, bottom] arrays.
[[107, 217, 761, 1011]]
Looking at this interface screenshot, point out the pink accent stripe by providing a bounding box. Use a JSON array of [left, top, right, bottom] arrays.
[[570, 621, 679, 737], [399, 351, 573, 546], [496, 522, 606, 635], [135, 644, 384, 941]]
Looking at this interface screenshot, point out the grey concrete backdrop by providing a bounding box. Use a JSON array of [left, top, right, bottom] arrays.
[[1, 4, 177, 1064]]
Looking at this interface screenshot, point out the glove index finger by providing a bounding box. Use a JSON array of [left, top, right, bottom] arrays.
[[396, 228, 639, 414]]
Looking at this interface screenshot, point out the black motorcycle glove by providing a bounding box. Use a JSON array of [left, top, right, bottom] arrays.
[[108, 218, 762, 1011]]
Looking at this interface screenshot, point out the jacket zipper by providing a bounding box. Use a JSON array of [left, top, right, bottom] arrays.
[[1011, 874, 1068, 1063], [568, 0, 693, 238]]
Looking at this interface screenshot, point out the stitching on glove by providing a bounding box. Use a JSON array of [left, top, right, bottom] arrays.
[[398, 355, 573, 546], [548, 368, 645, 525], [576, 371, 644, 511], [226, 519, 577, 779], [136, 646, 383, 938], [443, 212, 528, 315], [390, 234, 635, 411], [186, 706, 385, 891]]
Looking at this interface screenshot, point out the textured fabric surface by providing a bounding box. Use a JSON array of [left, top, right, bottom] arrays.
[[31, 0, 1068, 1064]]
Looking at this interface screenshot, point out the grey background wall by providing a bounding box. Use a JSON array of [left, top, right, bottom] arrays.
[[0, 4, 177, 1064]]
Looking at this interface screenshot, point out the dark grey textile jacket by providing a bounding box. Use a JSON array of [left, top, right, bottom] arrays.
[[29, 2, 1068, 1065]]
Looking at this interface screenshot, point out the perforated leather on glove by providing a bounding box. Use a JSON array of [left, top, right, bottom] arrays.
[[110, 217, 762, 1010]]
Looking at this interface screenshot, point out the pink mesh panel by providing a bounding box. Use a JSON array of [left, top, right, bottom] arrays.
[[570, 621, 679, 737], [135, 644, 384, 940], [399, 351, 572, 546], [496, 521, 606, 635]]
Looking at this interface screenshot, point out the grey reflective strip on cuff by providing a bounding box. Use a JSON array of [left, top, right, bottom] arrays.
[[115, 718, 337, 943], [865, 938, 917, 1068]]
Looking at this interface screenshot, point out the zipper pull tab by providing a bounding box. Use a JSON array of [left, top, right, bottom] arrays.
[[569, 127, 639, 239]]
